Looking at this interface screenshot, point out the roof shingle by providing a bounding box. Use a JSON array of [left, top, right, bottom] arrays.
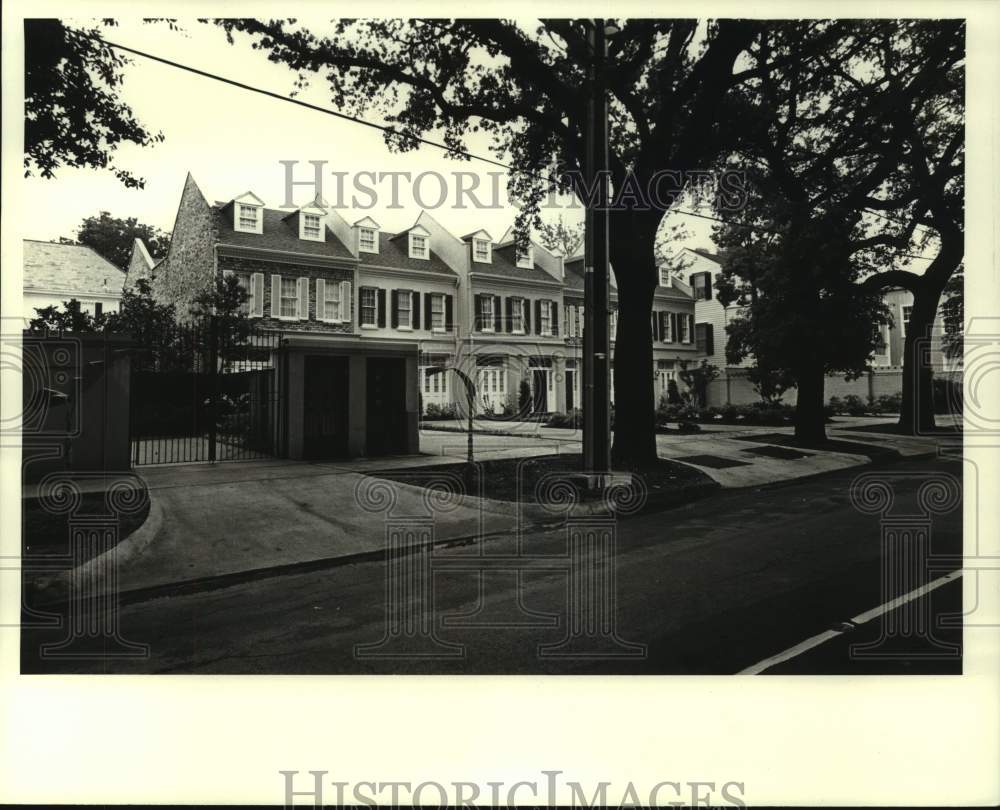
[[23, 240, 124, 295]]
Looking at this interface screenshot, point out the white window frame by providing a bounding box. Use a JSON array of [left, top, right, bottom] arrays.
[[236, 203, 262, 234], [409, 232, 430, 260], [480, 296, 495, 333], [360, 287, 379, 328], [902, 304, 912, 335], [680, 313, 693, 344], [359, 227, 378, 253], [235, 272, 251, 315], [317, 278, 349, 323], [300, 212, 324, 242], [513, 298, 526, 334], [659, 266, 672, 286], [396, 290, 413, 331], [272, 275, 300, 320], [539, 300, 552, 336], [473, 238, 492, 263], [516, 245, 534, 269], [430, 293, 446, 333]]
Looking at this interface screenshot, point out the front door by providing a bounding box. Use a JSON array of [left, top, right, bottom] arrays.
[[366, 357, 407, 456], [303, 356, 349, 459], [531, 369, 548, 414]]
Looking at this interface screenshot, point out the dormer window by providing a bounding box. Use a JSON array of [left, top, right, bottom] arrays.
[[409, 231, 430, 260], [516, 245, 533, 269], [359, 227, 377, 253], [237, 204, 260, 233], [301, 213, 323, 241], [473, 238, 491, 263]]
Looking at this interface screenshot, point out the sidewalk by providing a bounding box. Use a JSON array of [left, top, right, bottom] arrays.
[[33, 416, 949, 600]]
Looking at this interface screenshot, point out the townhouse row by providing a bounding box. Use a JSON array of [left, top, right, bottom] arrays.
[[133, 174, 705, 459]]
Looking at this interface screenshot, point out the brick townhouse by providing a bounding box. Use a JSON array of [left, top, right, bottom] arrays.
[[668, 246, 960, 406], [562, 257, 700, 410]]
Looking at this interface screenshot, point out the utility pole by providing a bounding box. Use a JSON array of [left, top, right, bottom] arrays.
[[582, 18, 612, 480]]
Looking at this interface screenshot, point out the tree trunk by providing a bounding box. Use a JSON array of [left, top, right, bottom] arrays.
[[608, 213, 661, 469], [794, 361, 827, 442], [898, 283, 945, 434], [611, 273, 659, 468]]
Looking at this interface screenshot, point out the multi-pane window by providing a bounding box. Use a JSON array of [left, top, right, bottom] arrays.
[[361, 287, 378, 326], [303, 213, 322, 239], [410, 234, 429, 259], [359, 228, 376, 252], [513, 298, 526, 333], [431, 294, 445, 331], [516, 246, 533, 269], [480, 296, 495, 331], [322, 281, 341, 321], [539, 301, 552, 335], [236, 273, 251, 314], [680, 313, 692, 343], [902, 305, 912, 334], [238, 204, 259, 231], [474, 238, 490, 262], [397, 290, 412, 328], [692, 273, 709, 299], [280, 277, 298, 318]]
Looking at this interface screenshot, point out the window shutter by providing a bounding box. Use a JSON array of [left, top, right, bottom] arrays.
[[377, 288, 386, 327], [652, 312, 660, 342], [445, 295, 454, 331], [298, 277, 309, 319], [669, 312, 678, 343], [493, 295, 502, 329], [474, 294, 483, 330], [339, 281, 351, 322], [271, 274, 282, 318], [578, 306, 584, 338], [505, 297, 513, 333], [524, 300, 532, 334], [551, 301, 559, 335], [534, 300, 542, 335], [412, 291, 421, 329], [705, 273, 713, 301], [316, 278, 326, 321], [705, 324, 714, 355], [390, 290, 399, 328], [688, 314, 695, 343], [424, 293, 433, 330], [250, 273, 264, 317]]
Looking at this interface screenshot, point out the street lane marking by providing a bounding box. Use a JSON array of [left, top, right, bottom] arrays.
[[738, 569, 964, 675]]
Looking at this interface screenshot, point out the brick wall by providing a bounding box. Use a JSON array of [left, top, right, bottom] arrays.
[[217, 255, 354, 333], [706, 367, 912, 407], [154, 174, 218, 316]]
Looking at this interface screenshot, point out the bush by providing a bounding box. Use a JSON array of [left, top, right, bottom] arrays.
[[842, 394, 868, 416], [933, 377, 963, 414], [424, 402, 459, 420], [656, 398, 700, 425], [868, 393, 902, 415], [544, 409, 582, 429]]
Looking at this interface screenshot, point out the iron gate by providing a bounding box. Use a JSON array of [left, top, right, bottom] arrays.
[[129, 318, 284, 465]]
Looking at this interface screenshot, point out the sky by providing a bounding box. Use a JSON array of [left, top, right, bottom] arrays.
[[21, 19, 716, 254]]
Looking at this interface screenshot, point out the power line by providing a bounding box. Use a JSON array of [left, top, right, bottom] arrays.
[[97, 35, 938, 263]]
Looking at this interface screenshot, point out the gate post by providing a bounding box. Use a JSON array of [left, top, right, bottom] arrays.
[[207, 316, 218, 463]]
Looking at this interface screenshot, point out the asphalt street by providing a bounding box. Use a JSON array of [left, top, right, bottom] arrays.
[[21, 456, 963, 675]]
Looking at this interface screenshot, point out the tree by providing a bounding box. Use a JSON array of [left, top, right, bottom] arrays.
[[70, 211, 171, 270], [213, 18, 784, 467], [191, 274, 252, 369], [746, 364, 795, 404], [538, 215, 584, 257], [712, 19, 962, 441], [940, 266, 963, 363], [104, 279, 181, 369], [28, 299, 105, 333], [24, 19, 163, 187]]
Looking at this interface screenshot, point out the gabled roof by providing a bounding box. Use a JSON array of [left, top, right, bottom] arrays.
[[354, 216, 380, 229], [213, 204, 354, 260], [461, 228, 493, 242], [233, 191, 265, 206], [474, 243, 557, 282], [23, 240, 125, 295], [363, 231, 457, 276], [282, 200, 327, 220]]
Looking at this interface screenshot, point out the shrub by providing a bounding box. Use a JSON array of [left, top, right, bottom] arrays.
[[933, 377, 963, 414], [656, 400, 700, 425], [826, 396, 845, 415], [545, 409, 583, 429], [518, 378, 532, 413], [841, 394, 867, 416], [424, 402, 459, 420], [868, 393, 902, 414], [666, 378, 683, 405]]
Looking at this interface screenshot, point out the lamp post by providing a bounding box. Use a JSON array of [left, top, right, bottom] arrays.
[[427, 365, 475, 465], [582, 18, 613, 482]]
